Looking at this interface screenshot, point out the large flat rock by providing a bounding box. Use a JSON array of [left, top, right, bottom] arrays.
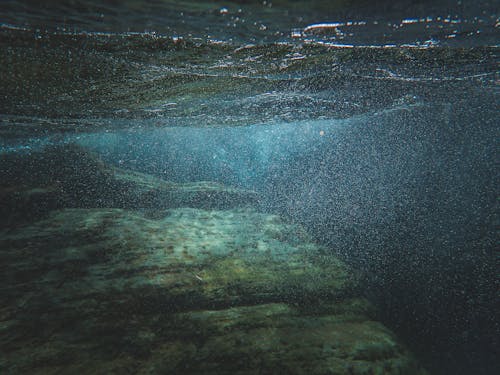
[[0, 145, 259, 225], [0, 207, 427, 374], [2, 301, 426, 375], [0, 145, 429, 374], [0, 208, 353, 312]]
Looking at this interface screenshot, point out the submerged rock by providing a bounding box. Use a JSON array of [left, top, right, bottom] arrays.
[[0, 208, 352, 311], [0, 207, 427, 374], [0, 144, 259, 225]]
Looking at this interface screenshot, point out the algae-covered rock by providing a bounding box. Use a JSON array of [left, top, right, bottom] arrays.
[[0, 144, 259, 225], [0, 207, 353, 311], [0, 145, 427, 374], [141, 301, 426, 375], [0, 207, 427, 374], [113, 168, 260, 211]]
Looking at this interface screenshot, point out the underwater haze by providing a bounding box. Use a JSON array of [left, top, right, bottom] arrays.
[[0, 1, 499, 375]]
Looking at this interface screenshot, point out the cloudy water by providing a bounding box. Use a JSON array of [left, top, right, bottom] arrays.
[[0, 1, 498, 375]]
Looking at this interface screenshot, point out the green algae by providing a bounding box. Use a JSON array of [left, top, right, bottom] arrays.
[[0, 205, 428, 374], [0, 147, 429, 374]]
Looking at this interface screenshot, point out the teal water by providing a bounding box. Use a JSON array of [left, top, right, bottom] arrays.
[[1, 1, 498, 375]]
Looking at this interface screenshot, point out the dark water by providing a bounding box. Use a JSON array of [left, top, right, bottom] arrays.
[[1, 1, 499, 375]]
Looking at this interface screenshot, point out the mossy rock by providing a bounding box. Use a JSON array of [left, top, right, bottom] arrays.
[[1, 301, 428, 375], [0, 145, 259, 226], [0, 206, 428, 374], [0, 207, 354, 311]]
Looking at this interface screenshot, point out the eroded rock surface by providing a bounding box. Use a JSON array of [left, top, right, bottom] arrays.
[[0, 145, 259, 225], [0, 145, 428, 374], [0, 207, 427, 374]]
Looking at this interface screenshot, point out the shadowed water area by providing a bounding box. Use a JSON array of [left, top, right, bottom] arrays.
[[0, 1, 499, 375]]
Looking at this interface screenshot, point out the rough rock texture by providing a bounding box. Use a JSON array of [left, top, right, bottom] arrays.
[[0, 145, 428, 374], [0, 207, 427, 375], [0, 208, 353, 311], [0, 145, 259, 225]]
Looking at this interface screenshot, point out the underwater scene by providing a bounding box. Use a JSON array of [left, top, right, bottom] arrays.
[[0, 1, 498, 374]]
